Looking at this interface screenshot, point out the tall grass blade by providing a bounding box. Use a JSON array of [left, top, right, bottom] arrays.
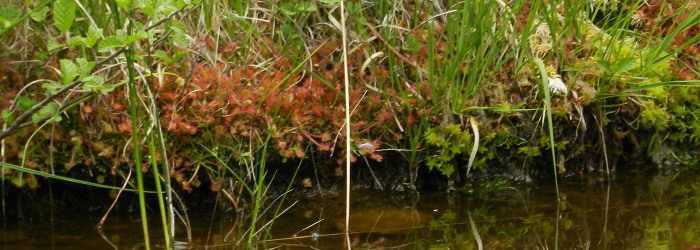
[[124, 13, 150, 249], [533, 57, 560, 249], [0, 161, 143, 192]]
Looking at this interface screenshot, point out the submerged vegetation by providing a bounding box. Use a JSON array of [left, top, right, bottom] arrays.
[[1, 0, 700, 247]]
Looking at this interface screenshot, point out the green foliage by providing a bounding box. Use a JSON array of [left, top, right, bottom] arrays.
[[596, 57, 636, 74], [68, 26, 103, 48], [98, 29, 149, 53], [0, 6, 21, 28], [280, 2, 317, 16], [639, 49, 673, 80], [82, 76, 114, 95], [17, 95, 36, 111], [402, 35, 423, 52], [168, 21, 188, 46], [52, 0, 76, 33], [480, 178, 510, 193], [62, 58, 94, 83], [1, 109, 12, 124], [425, 124, 471, 177], [29, 6, 49, 22], [42, 58, 114, 96], [155, 50, 186, 63], [518, 146, 541, 158], [639, 100, 670, 130], [46, 39, 63, 52], [31, 102, 61, 124], [115, 0, 133, 10]]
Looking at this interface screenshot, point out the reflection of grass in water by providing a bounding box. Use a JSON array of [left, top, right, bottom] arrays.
[[2, 0, 700, 248], [638, 173, 700, 248], [338, 208, 430, 234]]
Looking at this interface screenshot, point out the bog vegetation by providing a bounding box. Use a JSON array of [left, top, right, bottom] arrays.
[[1, 0, 699, 247]]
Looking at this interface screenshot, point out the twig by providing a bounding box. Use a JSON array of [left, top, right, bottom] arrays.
[[339, 1, 353, 248]]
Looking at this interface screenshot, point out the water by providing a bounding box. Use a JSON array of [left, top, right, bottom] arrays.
[[2, 170, 700, 249]]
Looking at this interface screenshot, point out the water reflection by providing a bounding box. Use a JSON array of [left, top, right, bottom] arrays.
[[2, 171, 700, 249]]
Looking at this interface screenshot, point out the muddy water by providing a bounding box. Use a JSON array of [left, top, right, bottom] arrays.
[[2, 170, 700, 249]]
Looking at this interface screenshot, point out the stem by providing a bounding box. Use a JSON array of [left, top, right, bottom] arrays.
[[149, 133, 171, 248], [125, 13, 151, 250], [340, 1, 353, 248]]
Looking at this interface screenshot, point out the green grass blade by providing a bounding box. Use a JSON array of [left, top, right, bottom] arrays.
[[0, 161, 144, 192]]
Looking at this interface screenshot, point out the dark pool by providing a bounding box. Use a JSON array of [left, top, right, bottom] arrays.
[[2, 170, 700, 249]]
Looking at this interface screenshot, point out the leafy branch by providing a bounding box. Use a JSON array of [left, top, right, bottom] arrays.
[[0, 7, 188, 140]]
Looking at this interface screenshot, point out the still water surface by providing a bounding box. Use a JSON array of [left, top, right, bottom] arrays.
[[2, 170, 699, 249]]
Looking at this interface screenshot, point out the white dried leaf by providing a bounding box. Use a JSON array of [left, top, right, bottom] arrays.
[[548, 75, 568, 95]]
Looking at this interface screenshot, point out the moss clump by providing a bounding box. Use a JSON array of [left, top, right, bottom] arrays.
[[639, 100, 671, 130], [424, 124, 471, 178]]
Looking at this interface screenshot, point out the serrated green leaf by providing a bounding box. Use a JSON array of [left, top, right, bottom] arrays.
[[133, 21, 145, 31], [30, 6, 49, 22], [67, 36, 85, 47], [125, 31, 148, 45], [280, 3, 297, 16], [142, 5, 154, 17], [83, 26, 103, 47], [171, 30, 190, 46], [53, 0, 76, 33], [115, 0, 132, 10], [176, 0, 189, 9], [42, 81, 64, 95], [18, 96, 36, 112], [172, 51, 187, 62], [615, 57, 637, 74], [169, 21, 188, 46], [402, 35, 422, 51], [155, 50, 173, 63], [47, 39, 63, 51], [98, 35, 124, 52], [1, 109, 14, 124], [83, 75, 115, 95], [0, 6, 21, 28], [32, 102, 61, 124], [59, 59, 78, 84], [75, 58, 95, 78], [296, 2, 317, 12]]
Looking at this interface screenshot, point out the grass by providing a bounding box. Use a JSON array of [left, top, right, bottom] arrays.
[[1, 0, 700, 248]]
